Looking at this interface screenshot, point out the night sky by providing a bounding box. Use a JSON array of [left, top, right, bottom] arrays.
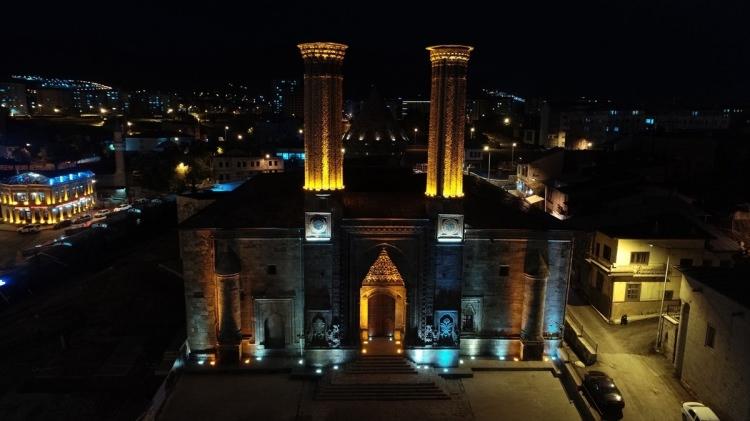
[[4, 1, 749, 103]]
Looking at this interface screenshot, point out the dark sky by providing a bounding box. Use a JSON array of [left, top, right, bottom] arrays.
[[4, 1, 749, 104]]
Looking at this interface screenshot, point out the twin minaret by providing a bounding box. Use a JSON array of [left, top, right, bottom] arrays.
[[298, 42, 473, 198]]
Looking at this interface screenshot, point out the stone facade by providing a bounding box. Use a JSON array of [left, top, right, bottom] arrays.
[[177, 42, 573, 367]]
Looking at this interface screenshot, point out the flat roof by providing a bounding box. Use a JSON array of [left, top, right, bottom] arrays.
[[180, 166, 562, 231], [599, 213, 711, 240], [679, 266, 750, 310]]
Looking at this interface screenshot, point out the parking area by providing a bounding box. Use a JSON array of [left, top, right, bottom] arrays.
[[462, 371, 580, 421]]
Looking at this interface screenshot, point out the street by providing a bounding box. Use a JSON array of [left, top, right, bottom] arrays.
[[567, 292, 693, 421], [0, 227, 61, 269]]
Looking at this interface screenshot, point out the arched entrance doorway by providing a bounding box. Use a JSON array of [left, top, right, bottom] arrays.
[[368, 294, 395, 337], [359, 248, 406, 341]]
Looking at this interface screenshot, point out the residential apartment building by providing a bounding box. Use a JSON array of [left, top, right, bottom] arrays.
[[213, 154, 284, 183], [582, 215, 734, 323]]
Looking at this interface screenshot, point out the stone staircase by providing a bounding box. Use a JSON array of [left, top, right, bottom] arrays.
[[315, 355, 449, 401], [345, 355, 418, 374]]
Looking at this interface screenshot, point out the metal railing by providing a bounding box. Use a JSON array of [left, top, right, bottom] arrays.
[[567, 312, 598, 354]]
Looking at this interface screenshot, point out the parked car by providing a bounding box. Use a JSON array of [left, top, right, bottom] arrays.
[[53, 219, 72, 230], [581, 371, 624, 419], [113, 203, 132, 212], [134, 198, 150, 205], [150, 198, 163, 205], [17, 224, 42, 233], [72, 214, 92, 224], [682, 402, 720, 421], [94, 209, 112, 218]]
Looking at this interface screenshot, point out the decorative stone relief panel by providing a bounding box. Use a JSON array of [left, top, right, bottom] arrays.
[[436, 214, 464, 243], [305, 212, 332, 241]]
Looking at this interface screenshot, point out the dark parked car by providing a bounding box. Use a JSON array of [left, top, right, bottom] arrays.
[[581, 371, 624, 419], [54, 219, 72, 229]]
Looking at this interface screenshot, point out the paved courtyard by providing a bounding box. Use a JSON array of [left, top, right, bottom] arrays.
[[462, 371, 580, 421], [157, 368, 582, 421]]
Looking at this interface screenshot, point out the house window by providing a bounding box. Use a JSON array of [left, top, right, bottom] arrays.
[[664, 290, 674, 300], [602, 245, 612, 261], [705, 324, 715, 348], [498, 265, 510, 277], [625, 283, 641, 301], [595, 272, 604, 290], [630, 252, 650, 264], [266, 265, 277, 275], [679, 258, 693, 267], [595, 243, 600, 257]]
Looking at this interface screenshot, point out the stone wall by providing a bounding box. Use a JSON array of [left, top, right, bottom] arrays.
[[678, 277, 750, 421], [179, 229, 217, 354], [462, 238, 530, 336], [235, 236, 304, 351]]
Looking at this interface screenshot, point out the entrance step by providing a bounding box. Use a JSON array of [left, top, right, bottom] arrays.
[[346, 355, 417, 374]]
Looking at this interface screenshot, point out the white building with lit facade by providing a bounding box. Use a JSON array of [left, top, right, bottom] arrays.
[[0, 171, 96, 225]]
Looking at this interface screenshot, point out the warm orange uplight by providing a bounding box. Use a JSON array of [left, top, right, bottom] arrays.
[[209, 360, 216, 366], [361, 349, 367, 354], [513, 357, 519, 362], [244, 358, 250, 364]]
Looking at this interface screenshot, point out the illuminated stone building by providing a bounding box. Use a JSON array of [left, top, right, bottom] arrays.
[[179, 43, 573, 367], [0, 171, 96, 224]]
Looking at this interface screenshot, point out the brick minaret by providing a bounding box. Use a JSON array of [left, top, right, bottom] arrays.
[[298, 42, 347, 191], [425, 45, 473, 198]]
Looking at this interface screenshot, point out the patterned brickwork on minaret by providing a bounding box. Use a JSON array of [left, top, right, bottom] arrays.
[[425, 45, 473, 198], [298, 42, 347, 191]]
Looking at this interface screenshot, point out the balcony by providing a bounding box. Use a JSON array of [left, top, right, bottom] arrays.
[[586, 254, 667, 277]]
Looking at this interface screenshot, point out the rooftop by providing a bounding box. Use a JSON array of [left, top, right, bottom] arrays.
[[1, 170, 95, 186], [598, 213, 711, 240], [180, 166, 562, 231], [678, 265, 750, 310]]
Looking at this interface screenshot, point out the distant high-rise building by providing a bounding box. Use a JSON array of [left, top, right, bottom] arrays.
[[11, 75, 125, 115], [0, 82, 29, 116], [271, 79, 302, 118]]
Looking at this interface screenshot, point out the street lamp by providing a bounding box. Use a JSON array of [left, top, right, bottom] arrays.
[[470, 127, 476, 139], [649, 243, 671, 351], [237, 134, 243, 140], [413, 127, 418, 142], [224, 126, 229, 141], [483, 145, 491, 180], [511, 142, 517, 169]]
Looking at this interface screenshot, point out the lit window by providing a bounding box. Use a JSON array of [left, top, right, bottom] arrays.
[[645, 118, 655, 125]]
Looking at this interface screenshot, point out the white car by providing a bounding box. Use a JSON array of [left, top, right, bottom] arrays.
[[682, 402, 719, 421], [94, 209, 112, 218], [113, 203, 132, 212], [17, 224, 42, 233]]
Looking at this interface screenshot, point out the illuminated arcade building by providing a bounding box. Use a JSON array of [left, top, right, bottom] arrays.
[[179, 43, 573, 367], [343, 88, 409, 158], [0, 171, 96, 224]]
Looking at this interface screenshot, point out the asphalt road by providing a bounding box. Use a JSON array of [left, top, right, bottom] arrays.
[[0, 227, 61, 269], [567, 296, 693, 421]]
